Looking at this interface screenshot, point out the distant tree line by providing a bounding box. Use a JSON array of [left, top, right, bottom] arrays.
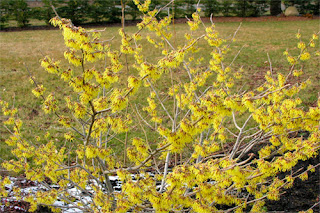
[[1, 0, 319, 28]]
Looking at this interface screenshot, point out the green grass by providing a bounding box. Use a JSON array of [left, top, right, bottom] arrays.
[[4, 19, 48, 28], [0, 19, 319, 161]]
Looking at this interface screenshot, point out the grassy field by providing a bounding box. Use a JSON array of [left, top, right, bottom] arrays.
[[0, 19, 319, 161]]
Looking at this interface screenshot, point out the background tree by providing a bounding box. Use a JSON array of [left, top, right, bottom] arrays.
[[203, 0, 221, 17], [270, 0, 282, 16], [288, 0, 320, 15], [59, 0, 89, 25], [184, 0, 197, 17], [5, 0, 31, 27], [234, 0, 269, 17], [150, 0, 170, 18], [89, 0, 121, 23], [89, 0, 108, 23], [126, 0, 140, 21], [31, 0, 64, 25], [170, 0, 185, 18], [0, 0, 11, 29], [107, 0, 122, 23], [221, 0, 233, 17]]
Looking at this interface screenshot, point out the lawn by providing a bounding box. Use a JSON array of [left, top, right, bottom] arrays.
[[0, 19, 319, 161]]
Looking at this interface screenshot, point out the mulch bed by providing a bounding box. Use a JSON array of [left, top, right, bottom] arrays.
[[266, 153, 320, 212]]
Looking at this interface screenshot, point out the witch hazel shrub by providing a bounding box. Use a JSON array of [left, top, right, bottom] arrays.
[[1, 1, 320, 212]]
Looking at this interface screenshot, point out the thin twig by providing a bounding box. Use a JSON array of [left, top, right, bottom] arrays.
[[104, 143, 171, 174], [267, 52, 273, 75], [148, 80, 174, 123], [229, 114, 252, 160]]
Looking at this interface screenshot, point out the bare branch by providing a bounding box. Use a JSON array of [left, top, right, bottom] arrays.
[[104, 143, 171, 174]]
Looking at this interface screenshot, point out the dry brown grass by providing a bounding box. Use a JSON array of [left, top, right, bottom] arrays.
[[0, 19, 319, 160]]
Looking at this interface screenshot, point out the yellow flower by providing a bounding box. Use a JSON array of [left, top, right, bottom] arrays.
[[300, 52, 310, 61], [299, 172, 308, 181], [64, 132, 74, 141], [293, 69, 303, 77], [312, 33, 319, 40], [32, 85, 46, 98], [287, 56, 296, 65], [85, 145, 97, 159], [296, 32, 301, 39], [309, 39, 315, 47], [297, 41, 306, 49]]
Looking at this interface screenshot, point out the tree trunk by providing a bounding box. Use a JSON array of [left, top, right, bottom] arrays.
[[270, 0, 282, 16]]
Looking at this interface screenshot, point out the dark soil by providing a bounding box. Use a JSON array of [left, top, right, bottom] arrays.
[[266, 154, 320, 212], [0, 200, 52, 213]]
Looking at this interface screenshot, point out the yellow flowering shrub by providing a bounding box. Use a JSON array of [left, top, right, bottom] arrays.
[[1, 1, 320, 212]]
